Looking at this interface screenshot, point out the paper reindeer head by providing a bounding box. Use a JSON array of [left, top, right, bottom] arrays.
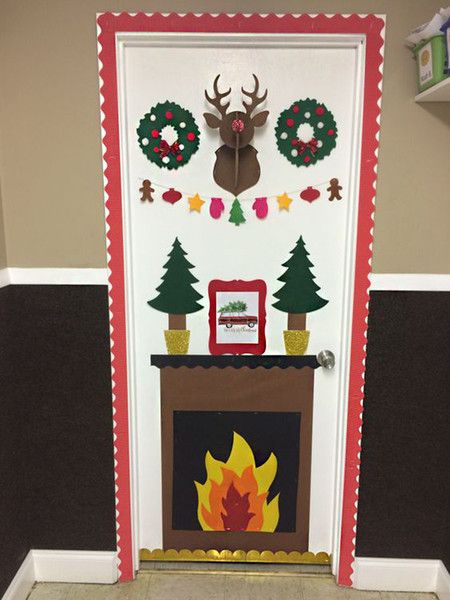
[[204, 74, 269, 197]]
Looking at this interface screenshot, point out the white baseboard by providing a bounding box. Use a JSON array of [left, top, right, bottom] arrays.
[[370, 273, 450, 291], [2, 552, 448, 597], [2, 552, 35, 600], [33, 550, 117, 584], [436, 561, 450, 600], [0, 268, 9, 288], [353, 557, 450, 599], [1, 550, 118, 599], [0, 267, 108, 287], [7, 268, 108, 285]]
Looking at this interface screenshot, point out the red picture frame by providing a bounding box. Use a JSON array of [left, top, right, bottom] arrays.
[[97, 12, 384, 585], [208, 279, 267, 355]]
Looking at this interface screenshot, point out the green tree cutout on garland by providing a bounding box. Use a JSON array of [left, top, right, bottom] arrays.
[[229, 198, 246, 226], [148, 238, 202, 353], [273, 236, 328, 354]]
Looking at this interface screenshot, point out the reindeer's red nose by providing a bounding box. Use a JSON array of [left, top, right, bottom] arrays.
[[231, 119, 245, 133]]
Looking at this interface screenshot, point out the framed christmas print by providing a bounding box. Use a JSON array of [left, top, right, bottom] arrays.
[[97, 12, 385, 586], [208, 279, 266, 355]]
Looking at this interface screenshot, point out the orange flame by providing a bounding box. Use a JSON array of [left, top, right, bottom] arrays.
[[195, 432, 279, 532]]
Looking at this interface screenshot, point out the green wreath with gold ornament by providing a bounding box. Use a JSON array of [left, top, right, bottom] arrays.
[[275, 99, 338, 167], [137, 101, 200, 170]]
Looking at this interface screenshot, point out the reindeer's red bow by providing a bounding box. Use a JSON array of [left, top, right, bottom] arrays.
[[292, 137, 318, 155], [159, 139, 180, 158]]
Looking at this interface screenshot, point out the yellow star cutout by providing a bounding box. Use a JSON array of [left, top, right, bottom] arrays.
[[277, 192, 293, 211], [188, 193, 205, 213]]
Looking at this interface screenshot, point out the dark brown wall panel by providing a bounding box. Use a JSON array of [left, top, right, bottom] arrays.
[[0, 285, 116, 596], [356, 291, 450, 568], [0, 288, 30, 594]]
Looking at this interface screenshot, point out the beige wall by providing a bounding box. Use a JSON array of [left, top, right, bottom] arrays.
[[0, 0, 448, 272], [0, 188, 7, 269]]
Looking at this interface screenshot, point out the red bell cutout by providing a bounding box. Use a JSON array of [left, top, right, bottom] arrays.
[[162, 187, 182, 205], [300, 186, 320, 203], [252, 197, 268, 219], [210, 197, 225, 219]]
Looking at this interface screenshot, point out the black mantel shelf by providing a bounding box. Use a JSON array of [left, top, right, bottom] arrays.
[[150, 354, 320, 369]]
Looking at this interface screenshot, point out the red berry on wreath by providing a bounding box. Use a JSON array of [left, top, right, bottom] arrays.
[[176, 155, 183, 162], [286, 118, 295, 127], [303, 156, 311, 163], [187, 132, 196, 141], [315, 106, 325, 115], [153, 146, 160, 153], [292, 105, 300, 113], [165, 111, 173, 120], [327, 129, 335, 136], [151, 129, 159, 138]]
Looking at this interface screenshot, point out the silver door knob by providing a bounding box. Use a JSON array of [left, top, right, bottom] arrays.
[[317, 350, 335, 370]]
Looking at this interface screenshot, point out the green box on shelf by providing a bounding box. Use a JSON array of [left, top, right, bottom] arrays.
[[441, 18, 450, 74], [414, 34, 447, 92]]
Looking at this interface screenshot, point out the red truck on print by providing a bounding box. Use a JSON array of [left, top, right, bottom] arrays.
[[217, 300, 258, 328], [218, 314, 258, 328]]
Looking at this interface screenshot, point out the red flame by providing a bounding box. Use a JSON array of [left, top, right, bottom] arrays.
[[201, 465, 267, 531], [221, 482, 255, 531]]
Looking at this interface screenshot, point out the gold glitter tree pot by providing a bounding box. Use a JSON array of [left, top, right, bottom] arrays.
[[164, 330, 190, 355], [283, 330, 310, 355]]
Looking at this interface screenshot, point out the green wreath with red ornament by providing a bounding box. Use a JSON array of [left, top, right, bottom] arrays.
[[137, 101, 200, 170], [275, 99, 337, 167]]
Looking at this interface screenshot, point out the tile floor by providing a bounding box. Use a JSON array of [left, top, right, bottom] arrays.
[[28, 572, 436, 599]]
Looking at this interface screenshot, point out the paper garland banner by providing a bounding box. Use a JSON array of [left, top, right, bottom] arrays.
[[138, 176, 341, 204], [138, 177, 343, 223]]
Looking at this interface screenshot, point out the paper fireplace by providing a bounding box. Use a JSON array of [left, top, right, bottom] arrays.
[[151, 354, 319, 553]]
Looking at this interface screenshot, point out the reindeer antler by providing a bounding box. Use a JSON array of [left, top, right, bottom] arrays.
[[205, 75, 231, 117], [241, 74, 268, 116]]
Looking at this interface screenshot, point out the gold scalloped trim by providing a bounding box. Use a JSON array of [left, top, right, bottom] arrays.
[[140, 548, 330, 564]]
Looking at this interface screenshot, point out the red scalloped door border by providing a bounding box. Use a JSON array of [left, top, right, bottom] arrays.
[[96, 12, 384, 584]]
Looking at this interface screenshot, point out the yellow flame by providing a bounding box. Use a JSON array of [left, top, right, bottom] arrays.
[[194, 431, 279, 532]]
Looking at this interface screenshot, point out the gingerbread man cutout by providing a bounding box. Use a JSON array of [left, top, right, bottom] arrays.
[[327, 178, 342, 201], [140, 179, 155, 202]]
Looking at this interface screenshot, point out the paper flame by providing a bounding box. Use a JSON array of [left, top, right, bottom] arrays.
[[195, 432, 279, 532]]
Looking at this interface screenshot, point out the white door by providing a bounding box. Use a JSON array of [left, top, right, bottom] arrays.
[[116, 33, 364, 567]]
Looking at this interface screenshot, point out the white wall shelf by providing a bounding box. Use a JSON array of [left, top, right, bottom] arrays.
[[415, 77, 450, 102]]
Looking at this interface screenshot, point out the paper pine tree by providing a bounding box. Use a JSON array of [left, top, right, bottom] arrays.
[[273, 236, 328, 326], [229, 198, 246, 226], [148, 237, 203, 329]]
